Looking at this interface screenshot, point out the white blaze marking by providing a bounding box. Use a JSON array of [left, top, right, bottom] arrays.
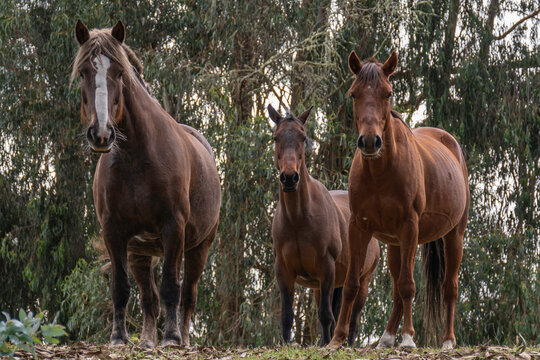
[[93, 55, 111, 136]]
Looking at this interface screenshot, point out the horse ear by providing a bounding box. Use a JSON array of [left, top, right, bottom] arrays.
[[111, 20, 125, 43], [75, 19, 90, 45], [267, 104, 282, 124], [382, 51, 398, 77], [297, 105, 313, 124], [348, 51, 362, 75]]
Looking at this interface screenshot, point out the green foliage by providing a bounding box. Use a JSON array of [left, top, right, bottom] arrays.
[[0, 0, 538, 348], [0, 310, 67, 358], [60, 259, 111, 343]]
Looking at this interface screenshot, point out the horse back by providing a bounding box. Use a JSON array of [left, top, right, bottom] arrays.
[[178, 124, 216, 160]]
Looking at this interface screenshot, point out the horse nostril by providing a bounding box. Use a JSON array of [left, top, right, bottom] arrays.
[[107, 126, 116, 145], [357, 135, 365, 149], [292, 172, 299, 183], [279, 172, 286, 184], [375, 135, 382, 149], [86, 127, 97, 143]]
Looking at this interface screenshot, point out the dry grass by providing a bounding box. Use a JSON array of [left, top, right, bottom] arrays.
[[9, 343, 540, 359]]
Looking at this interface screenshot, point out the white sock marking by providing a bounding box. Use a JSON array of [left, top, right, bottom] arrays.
[[399, 333, 416, 348], [377, 330, 395, 348]]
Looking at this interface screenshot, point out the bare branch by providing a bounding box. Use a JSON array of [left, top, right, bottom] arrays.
[[494, 7, 540, 40]]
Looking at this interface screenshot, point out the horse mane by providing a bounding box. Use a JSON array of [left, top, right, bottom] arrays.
[[70, 27, 149, 92]]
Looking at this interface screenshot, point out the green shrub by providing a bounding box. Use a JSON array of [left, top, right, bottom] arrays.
[[0, 309, 66, 358]]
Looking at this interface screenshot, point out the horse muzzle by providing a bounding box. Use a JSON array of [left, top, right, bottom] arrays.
[[87, 125, 116, 153], [280, 171, 300, 192], [357, 134, 383, 158]]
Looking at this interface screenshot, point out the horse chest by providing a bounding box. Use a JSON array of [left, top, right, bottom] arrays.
[[97, 161, 174, 226]]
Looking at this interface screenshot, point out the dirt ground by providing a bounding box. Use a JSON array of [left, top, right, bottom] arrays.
[[8, 343, 540, 359]]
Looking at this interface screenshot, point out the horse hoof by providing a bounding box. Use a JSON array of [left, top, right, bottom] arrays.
[[376, 330, 395, 348], [398, 333, 416, 349], [139, 339, 155, 349], [161, 338, 181, 347], [442, 339, 456, 350], [327, 339, 342, 350], [110, 338, 127, 346]]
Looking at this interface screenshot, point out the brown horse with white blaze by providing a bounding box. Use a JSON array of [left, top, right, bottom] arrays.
[[328, 51, 469, 350], [269, 105, 379, 346], [72, 20, 221, 348]]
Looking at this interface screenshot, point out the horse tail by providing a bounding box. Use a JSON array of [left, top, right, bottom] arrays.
[[421, 238, 445, 345], [332, 287, 343, 320]]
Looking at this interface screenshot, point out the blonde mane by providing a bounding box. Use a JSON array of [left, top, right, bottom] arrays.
[[70, 28, 144, 86]]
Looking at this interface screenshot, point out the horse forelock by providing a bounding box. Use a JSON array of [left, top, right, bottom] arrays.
[[357, 60, 383, 86], [70, 28, 140, 86]]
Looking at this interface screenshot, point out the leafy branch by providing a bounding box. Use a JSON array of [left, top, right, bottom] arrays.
[[0, 310, 67, 359]]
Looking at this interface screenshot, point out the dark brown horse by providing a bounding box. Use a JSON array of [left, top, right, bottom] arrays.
[[72, 20, 221, 348], [328, 51, 469, 350], [268, 105, 379, 346]]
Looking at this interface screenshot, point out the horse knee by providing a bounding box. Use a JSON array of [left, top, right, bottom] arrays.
[[160, 281, 181, 307], [343, 283, 360, 303], [181, 285, 198, 311], [112, 281, 130, 308], [318, 307, 334, 327], [397, 279, 415, 302]]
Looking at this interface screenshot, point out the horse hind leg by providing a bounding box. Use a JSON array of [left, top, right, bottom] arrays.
[[441, 226, 464, 350], [128, 253, 160, 348], [179, 226, 216, 346], [318, 256, 337, 346], [331, 287, 343, 336]]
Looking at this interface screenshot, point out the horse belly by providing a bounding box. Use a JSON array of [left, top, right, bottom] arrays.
[[418, 143, 468, 242]]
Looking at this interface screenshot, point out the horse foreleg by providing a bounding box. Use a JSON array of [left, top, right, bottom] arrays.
[[105, 230, 130, 346], [160, 217, 186, 346], [275, 259, 295, 343], [179, 230, 215, 346], [128, 253, 159, 348], [441, 227, 464, 350], [347, 273, 370, 347], [318, 256, 336, 346], [397, 218, 419, 349], [328, 220, 372, 349], [377, 244, 402, 348]]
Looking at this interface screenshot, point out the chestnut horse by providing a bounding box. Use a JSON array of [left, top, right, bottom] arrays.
[[72, 21, 221, 348], [328, 51, 469, 350], [269, 105, 379, 346]]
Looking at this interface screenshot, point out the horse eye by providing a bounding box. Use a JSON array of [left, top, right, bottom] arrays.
[[118, 71, 123, 79], [350, 93, 355, 99], [273, 137, 277, 142], [387, 92, 392, 99]]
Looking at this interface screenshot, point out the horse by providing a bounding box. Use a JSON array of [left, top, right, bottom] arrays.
[[328, 51, 469, 350], [71, 20, 221, 348], [268, 105, 380, 346]]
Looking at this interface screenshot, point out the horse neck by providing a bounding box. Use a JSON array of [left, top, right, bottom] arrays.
[[278, 159, 313, 221], [117, 79, 171, 153]]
